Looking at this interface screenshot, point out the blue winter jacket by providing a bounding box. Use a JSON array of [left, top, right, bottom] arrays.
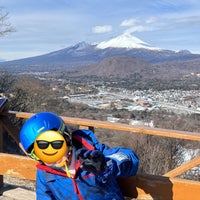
[[36, 129, 139, 200]]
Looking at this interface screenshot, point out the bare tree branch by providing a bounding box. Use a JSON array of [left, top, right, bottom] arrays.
[[0, 6, 15, 37]]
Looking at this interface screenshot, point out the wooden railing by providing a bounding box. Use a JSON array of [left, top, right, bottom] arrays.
[[0, 109, 200, 200]]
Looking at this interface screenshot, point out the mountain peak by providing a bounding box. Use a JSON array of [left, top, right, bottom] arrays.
[[96, 33, 161, 50], [72, 41, 91, 50]]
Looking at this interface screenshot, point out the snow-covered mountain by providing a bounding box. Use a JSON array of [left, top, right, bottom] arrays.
[[1, 33, 200, 74], [96, 33, 161, 50]]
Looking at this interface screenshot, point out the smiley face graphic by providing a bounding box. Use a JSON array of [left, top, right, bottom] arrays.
[[34, 130, 67, 164]]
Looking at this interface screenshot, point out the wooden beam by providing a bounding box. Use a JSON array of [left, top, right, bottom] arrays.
[[0, 153, 36, 180], [118, 174, 200, 200], [1, 111, 200, 141], [164, 156, 200, 178]]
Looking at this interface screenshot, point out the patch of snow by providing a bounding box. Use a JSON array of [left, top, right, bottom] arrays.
[[96, 33, 161, 51], [175, 145, 200, 179]]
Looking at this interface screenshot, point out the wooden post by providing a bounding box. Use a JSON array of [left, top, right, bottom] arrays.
[[0, 98, 9, 188], [79, 125, 95, 132]]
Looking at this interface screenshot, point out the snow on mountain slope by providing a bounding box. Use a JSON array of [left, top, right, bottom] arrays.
[[96, 33, 161, 50]]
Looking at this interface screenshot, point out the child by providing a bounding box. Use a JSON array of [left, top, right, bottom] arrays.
[[20, 112, 139, 200]]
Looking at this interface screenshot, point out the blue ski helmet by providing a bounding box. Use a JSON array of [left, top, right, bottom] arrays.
[[20, 112, 71, 152]]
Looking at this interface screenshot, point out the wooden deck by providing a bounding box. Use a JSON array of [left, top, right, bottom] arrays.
[[0, 109, 200, 200]]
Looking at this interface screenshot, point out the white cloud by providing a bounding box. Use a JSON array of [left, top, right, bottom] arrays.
[[92, 25, 112, 34], [120, 18, 138, 27], [123, 25, 147, 34], [146, 16, 158, 24]]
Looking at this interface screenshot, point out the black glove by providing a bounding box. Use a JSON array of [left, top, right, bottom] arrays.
[[76, 148, 106, 174]]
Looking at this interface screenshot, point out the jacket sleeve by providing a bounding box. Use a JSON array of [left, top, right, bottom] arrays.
[[36, 169, 55, 200], [96, 143, 139, 178]]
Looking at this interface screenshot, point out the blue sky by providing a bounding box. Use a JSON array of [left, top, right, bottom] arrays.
[[0, 0, 200, 61]]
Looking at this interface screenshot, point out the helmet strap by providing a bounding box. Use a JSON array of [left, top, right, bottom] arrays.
[[58, 122, 72, 146], [28, 148, 40, 161]]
